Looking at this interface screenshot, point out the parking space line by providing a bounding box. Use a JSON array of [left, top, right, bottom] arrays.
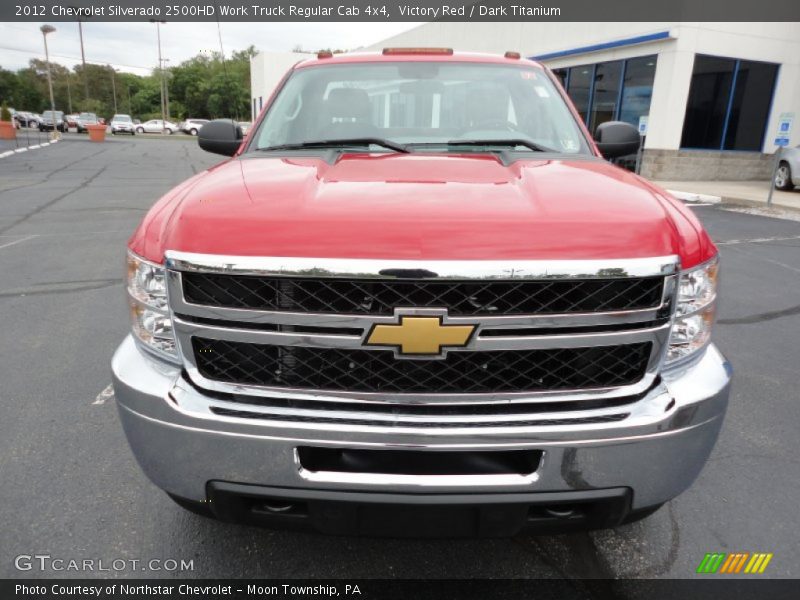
[[0, 230, 128, 238], [0, 234, 38, 251], [717, 234, 800, 246], [93, 384, 115, 405]]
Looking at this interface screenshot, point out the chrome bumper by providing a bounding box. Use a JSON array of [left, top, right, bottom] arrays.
[[112, 335, 731, 510]]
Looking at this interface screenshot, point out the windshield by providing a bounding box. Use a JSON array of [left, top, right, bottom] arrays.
[[113, 115, 131, 122], [252, 61, 588, 154], [42, 111, 62, 118]]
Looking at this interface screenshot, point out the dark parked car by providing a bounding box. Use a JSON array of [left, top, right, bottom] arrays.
[[14, 111, 38, 128], [76, 112, 99, 133], [39, 110, 67, 132]]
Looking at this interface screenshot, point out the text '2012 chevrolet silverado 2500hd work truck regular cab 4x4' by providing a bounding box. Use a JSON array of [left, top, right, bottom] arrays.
[[112, 49, 731, 537]]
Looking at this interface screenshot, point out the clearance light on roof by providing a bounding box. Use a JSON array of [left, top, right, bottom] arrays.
[[382, 47, 454, 55], [504, 51, 521, 59]]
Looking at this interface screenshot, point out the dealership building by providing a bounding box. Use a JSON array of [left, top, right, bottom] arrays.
[[251, 22, 799, 180]]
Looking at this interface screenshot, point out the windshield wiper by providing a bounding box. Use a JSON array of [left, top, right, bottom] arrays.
[[444, 139, 556, 153], [259, 137, 410, 153]]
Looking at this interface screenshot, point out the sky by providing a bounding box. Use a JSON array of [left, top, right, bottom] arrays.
[[0, 21, 422, 75]]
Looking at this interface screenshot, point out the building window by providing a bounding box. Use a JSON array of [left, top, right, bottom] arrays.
[[555, 55, 656, 134], [681, 54, 779, 151], [725, 60, 780, 151], [589, 60, 623, 133], [681, 56, 735, 149], [567, 65, 593, 123], [619, 56, 657, 127]]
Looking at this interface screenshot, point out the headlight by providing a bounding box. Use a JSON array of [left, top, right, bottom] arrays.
[[127, 251, 177, 361], [666, 257, 718, 364]]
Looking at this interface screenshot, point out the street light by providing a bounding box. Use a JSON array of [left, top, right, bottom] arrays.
[[160, 58, 171, 122], [65, 73, 73, 113], [149, 19, 167, 132], [67, 6, 91, 99], [40, 24, 57, 138], [78, 20, 89, 99], [109, 67, 118, 114]]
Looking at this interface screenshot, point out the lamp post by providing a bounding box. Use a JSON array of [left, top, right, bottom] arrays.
[[40, 25, 57, 138], [78, 20, 89, 100], [110, 67, 118, 114], [67, 7, 91, 100], [65, 73, 73, 114], [150, 19, 167, 132], [161, 58, 171, 123]]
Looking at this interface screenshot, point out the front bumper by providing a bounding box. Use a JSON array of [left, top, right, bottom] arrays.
[[112, 336, 731, 529]]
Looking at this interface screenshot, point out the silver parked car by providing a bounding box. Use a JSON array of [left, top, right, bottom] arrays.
[[180, 118, 209, 136], [135, 119, 178, 134], [775, 145, 799, 190]]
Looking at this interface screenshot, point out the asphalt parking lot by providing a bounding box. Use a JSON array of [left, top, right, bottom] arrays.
[[1, 135, 799, 582]]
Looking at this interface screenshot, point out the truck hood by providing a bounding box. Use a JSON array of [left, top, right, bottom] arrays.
[[131, 153, 714, 266]]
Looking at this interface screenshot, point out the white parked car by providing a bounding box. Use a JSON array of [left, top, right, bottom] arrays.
[[775, 145, 799, 191], [135, 119, 178, 134], [110, 114, 136, 135]]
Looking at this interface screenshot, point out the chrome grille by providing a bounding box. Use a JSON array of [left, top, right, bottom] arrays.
[[192, 337, 652, 394], [165, 252, 679, 428], [182, 272, 664, 315]]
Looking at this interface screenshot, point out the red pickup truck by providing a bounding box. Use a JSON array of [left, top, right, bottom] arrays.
[[113, 49, 731, 537]]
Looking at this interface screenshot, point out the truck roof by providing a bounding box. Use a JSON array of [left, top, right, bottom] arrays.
[[294, 50, 544, 70]]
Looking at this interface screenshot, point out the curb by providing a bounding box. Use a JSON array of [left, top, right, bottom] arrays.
[[0, 137, 60, 159], [666, 189, 722, 205], [718, 197, 800, 215]]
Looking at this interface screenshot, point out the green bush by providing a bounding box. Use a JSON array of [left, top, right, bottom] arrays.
[[0, 102, 11, 122]]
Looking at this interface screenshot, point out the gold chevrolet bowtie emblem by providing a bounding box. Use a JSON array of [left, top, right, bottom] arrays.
[[365, 315, 476, 357]]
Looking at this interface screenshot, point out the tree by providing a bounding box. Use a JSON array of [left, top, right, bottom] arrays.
[[4, 45, 259, 121]]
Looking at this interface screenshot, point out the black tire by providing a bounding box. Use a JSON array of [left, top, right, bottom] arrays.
[[775, 161, 794, 191], [136, 127, 144, 134], [189, 128, 198, 136], [167, 493, 216, 519], [622, 503, 664, 524]]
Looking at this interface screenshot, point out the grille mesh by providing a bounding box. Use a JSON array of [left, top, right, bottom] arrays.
[[192, 338, 652, 394], [182, 273, 664, 316]]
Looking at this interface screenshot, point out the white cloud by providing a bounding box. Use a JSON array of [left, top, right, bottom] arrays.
[[0, 21, 422, 74]]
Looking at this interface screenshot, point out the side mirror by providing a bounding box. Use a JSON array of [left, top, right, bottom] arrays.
[[198, 119, 244, 156], [594, 121, 641, 159]]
